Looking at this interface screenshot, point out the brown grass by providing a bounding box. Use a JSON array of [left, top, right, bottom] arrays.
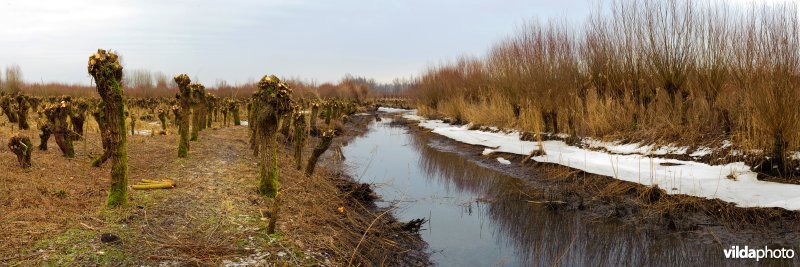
[[0, 110, 423, 265], [409, 0, 800, 176]]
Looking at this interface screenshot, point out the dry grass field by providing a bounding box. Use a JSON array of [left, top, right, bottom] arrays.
[[0, 111, 424, 265]]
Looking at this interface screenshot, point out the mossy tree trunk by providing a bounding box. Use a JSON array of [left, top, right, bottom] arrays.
[[189, 85, 207, 141], [293, 110, 307, 170], [174, 74, 192, 158], [88, 49, 129, 208], [0, 95, 18, 123], [47, 103, 75, 158], [70, 100, 88, 139], [280, 113, 292, 144], [254, 75, 293, 198], [206, 95, 215, 128], [267, 194, 280, 235], [29, 97, 41, 113], [305, 130, 334, 176], [309, 103, 320, 136], [256, 106, 280, 197], [222, 106, 229, 127], [91, 108, 112, 167], [38, 121, 51, 150], [128, 112, 136, 136], [158, 109, 167, 131], [231, 101, 241, 126], [7, 134, 32, 168], [324, 102, 333, 126], [250, 106, 260, 156], [15, 95, 30, 130]]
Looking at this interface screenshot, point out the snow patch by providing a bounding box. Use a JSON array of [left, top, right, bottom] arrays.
[[497, 157, 511, 165], [690, 147, 713, 157], [406, 111, 800, 210], [584, 139, 688, 155], [722, 140, 732, 148], [133, 130, 152, 136], [377, 107, 411, 113]]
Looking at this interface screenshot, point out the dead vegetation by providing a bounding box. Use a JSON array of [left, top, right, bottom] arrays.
[[410, 0, 800, 179], [0, 100, 426, 265], [1, 59, 425, 266]]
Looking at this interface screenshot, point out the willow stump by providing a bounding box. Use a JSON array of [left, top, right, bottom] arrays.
[[88, 49, 129, 208], [8, 134, 32, 168], [174, 74, 192, 158]]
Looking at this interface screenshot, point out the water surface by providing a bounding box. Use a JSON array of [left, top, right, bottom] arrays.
[[341, 116, 792, 266]]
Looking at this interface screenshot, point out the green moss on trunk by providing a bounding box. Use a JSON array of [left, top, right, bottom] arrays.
[[305, 130, 334, 176], [0, 95, 19, 123], [88, 49, 129, 208], [293, 110, 307, 170], [231, 100, 241, 126], [7, 134, 33, 168], [16, 95, 30, 130], [46, 102, 75, 158], [258, 119, 280, 198], [158, 109, 167, 131], [174, 74, 193, 158]]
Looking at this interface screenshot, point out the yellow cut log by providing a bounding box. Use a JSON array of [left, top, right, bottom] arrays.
[[132, 179, 176, 190]]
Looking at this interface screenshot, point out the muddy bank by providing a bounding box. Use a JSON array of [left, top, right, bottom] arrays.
[[325, 111, 431, 266], [392, 113, 800, 252]]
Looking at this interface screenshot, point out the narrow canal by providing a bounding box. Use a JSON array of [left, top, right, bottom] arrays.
[[341, 112, 763, 266]]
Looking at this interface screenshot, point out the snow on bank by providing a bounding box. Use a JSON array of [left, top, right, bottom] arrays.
[[378, 107, 800, 210], [134, 129, 152, 136], [497, 157, 511, 165], [584, 139, 688, 156], [377, 107, 410, 113]]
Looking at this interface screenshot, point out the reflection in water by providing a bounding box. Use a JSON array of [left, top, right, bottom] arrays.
[[342, 117, 791, 266]]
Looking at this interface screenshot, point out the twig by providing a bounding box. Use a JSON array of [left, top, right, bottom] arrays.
[[347, 205, 397, 267], [79, 222, 99, 230]]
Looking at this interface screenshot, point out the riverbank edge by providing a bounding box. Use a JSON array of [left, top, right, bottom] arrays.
[[327, 110, 431, 266], [389, 112, 800, 248]]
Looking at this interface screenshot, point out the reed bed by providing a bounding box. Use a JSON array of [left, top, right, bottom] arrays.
[[410, 0, 800, 176]]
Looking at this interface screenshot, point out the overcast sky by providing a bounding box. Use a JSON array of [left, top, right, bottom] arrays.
[[0, 0, 594, 85], [1, 0, 780, 86]]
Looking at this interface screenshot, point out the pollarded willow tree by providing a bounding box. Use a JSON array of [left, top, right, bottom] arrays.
[[174, 74, 192, 158], [87, 49, 129, 208], [292, 107, 307, 170], [229, 99, 241, 126], [37, 110, 51, 150], [0, 94, 18, 123], [7, 133, 32, 168], [15, 94, 30, 130], [70, 99, 89, 139], [157, 108, 168, 131], [91, 101, 112, 167], [206, 93, 217, 128], [309, 101, 320, 136], [45, 101, 75, 158], [189, 83, 207, 141], [252, 75, 293, 198], [305, 129, 334, 176]]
